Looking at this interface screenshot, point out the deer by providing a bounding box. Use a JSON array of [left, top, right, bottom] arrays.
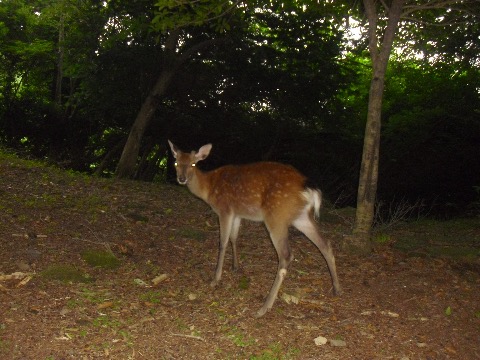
[[168, 140, 341, 317]]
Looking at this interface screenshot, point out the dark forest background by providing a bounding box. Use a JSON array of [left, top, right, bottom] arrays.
[[1, 0, 479, 220]]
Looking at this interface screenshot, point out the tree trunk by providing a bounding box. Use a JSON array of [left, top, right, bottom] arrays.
[[350, 69, 383, 252], [115, 30, 180, 179], [348, 0, 405, 254], [55, 7, 65, 106], [115, 30, 221, 179], [115, 68, 175, 178], [94, 139, 125, 176]]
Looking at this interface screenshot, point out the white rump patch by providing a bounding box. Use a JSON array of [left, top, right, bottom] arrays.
[[302, 188, 322, 219]]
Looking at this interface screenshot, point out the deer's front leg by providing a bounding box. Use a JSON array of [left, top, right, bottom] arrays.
[[210, 213, 234, 287]]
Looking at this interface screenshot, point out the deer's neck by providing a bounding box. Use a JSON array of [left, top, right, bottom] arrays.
[[187, 168, 210, 201]]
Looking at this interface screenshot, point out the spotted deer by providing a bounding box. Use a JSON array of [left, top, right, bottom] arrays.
[[168, 140, 341, 317]]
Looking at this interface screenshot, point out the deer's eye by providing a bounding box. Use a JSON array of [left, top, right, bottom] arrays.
[[174, 162, 178, 167], [191, 163, 196, 167]]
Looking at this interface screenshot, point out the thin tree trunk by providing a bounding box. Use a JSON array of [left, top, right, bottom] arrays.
[[94, 139, 125, 176], [348, 0, 405, 253], [55, 7, 65, 106], [115, 30, 221, 179], [351, 69, 383, 251], [115, 68, 176, 178], [115, 30, 180, 179]]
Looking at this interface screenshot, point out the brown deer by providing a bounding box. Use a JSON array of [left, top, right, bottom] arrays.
[[168, 140, 341, 317]]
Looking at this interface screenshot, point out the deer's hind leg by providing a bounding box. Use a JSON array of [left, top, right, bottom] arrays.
[[293, 210, 341, 295], [256, 218, 293, 318], [230, 216, 241, 271]]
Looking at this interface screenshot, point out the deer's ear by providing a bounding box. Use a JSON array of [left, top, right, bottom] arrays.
[[195, 144, 212, 162], [168, 140, 178, 158]]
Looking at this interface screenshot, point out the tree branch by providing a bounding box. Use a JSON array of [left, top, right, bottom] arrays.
[[402, 0, 478, 16], [177, 37, 226, 65], [167, 0, 243, 29], [380, 0, 406, 63], [363, 0, 379, 64]]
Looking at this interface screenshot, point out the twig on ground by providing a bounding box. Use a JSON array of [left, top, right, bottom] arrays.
[[170, 333, 205, 342], [75, 222, 115, 253]]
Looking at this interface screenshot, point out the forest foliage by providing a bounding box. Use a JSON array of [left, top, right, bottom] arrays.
[[0, 0, 479, 218]]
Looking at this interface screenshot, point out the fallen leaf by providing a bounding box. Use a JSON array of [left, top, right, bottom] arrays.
[[314, 336, 328, 346], [330, 339, 347, 347], [97, 301, 114, 310], [134, 278, 148, 286], [29, 306, 41, 314], [281, 293, 299, 305], [16, 275, 32, 287], [381, 310, 399, 318], [59, 307, 71, 316], [0, 272, 32, 281], [16, 261, 31, 272], [444, 346, 457, 354], [361, 310, 375, 316], [152, 273, 168, 285]]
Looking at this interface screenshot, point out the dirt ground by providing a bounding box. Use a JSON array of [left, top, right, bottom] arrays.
[[1, 153, 479, 360]]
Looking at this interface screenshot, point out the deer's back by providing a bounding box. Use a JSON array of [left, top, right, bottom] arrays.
[[205, 162, 308, 221]]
